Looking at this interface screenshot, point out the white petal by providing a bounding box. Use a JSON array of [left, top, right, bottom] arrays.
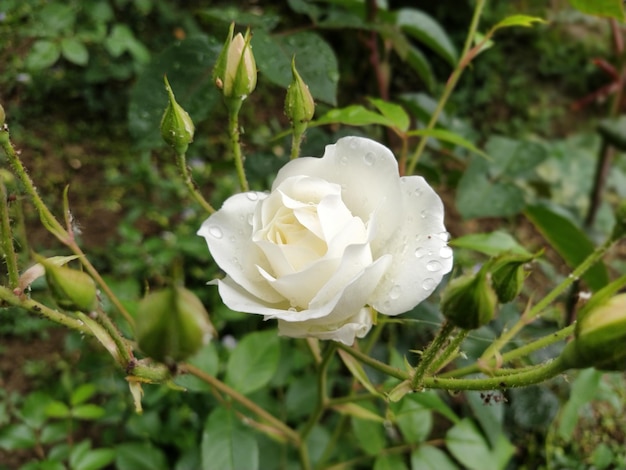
[[272, 136, 403, 252], [197, 192, 284, 303], [370, 176, 453, 315], [277, 307, 373, 345]]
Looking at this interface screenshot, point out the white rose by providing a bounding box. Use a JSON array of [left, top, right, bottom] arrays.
[[198, 136, 453, 345]]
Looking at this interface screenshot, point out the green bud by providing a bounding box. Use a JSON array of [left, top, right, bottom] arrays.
[[285, 56, 315, 134], [136, 286, 216, 362], [440, 268, 498, 330], [160, 75, 195, 155], [560, 294, 626, 371], [38, 256, 97, 312], [610, 199, 626, 241], [489, 253, 535, 303], [213, 23, 257, 100]]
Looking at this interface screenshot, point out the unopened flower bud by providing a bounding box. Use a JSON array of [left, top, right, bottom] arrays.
[[38, 256, 97, 312], [489, 253, 535, 303], [560, 294, 626, 371], [440, 268, 497, 330], [136, 286, 216, 362], [213, 23, 257, 100], [611, 199, 626, 241], [160, 76, 195, 155], [285, 56, 315, 134]]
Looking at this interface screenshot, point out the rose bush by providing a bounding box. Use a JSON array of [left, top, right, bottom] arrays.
[[198, 136, 453, 344]]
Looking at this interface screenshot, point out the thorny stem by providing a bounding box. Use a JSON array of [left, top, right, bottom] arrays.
[[407, 0, 486, 174], [175, 152, 215, 214], [441, 323, 575, 379], [0, 285, 90, 334], [226, 99, 249, 192], [480, 235, 615, 364], [410, 321, 455, 389], [1, 125, 135, 328], [94, 306, 133, 366], [0, 180, 19, 288], [182, 362, 301, 445], [428, 329, 470, 375]]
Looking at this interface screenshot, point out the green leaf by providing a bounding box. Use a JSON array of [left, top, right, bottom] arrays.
[[411, 445, 458, 470], [333, 403, 386, 422], [409, 391, 460, 425], [201, 408, 259, 470], [557, 369, 602, 440], [313, 105, 395, 128], [61, 37, 89, 66], [21, 391, 54, 428], [351, 405, 386, 456], [524, 203, 609, 291], [37, 3, 76, 34], [404, 46, 435, 92], [445, 419, 495, 470], [70, 384, 97, 406], [174, 343, 219, 392], [252, 30, 339, 105], [450, 231, 531, 257], [45, 401, 71, 419], [40, 422, 70, 445], [490, 15, 546, 33], [374, 454, 408, 470], [25, 40, 61, 70], [568, 0, 625, 20], [71, 447, 115, 470], [197, 7, 280, 30], [128, 35, 221, 150], [0, 424, 37, 450], [115, 442, 168, 470], [368, 98, 410, 132], [337, 348, 384, 398], [71, 404, 106, 420], [225, 330, 280, 395], [396, 8, 457, 66], [407, 128, 489, 160], [391, 395, 432, 444]]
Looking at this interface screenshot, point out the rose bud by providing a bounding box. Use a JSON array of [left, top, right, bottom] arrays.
[[136, 286, 216, 363], [38, 256, 97, 312], [160, 75, 195, 155], [440, 268, 497, 330], [285, 56, 315, 135], [560, 293, 626, 371], [213, 23, 257, 100], [489, 253, 535, 303], [198, 136, 453, 345]]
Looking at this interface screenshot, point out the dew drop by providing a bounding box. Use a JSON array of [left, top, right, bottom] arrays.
[[420, 209, 428, 219], [390, 284, 402, 299], [288, 307, 297, 312], [229, 235, 236, 242], [422, 278, 437, 290], [439, 246, 453, 259], [231, 257, 242, 270], [414, 247, 426, 258], [427, 260, 442, 272], [246, 192, 259, 201], [437, 231, 451, 242], [414, 187, 423, 197], [363, 152, 376, 166], [208, 225, 223, 238], [349, 139, 359, 150], [339, 155, 348, 165], [247, 214, 254, 225]]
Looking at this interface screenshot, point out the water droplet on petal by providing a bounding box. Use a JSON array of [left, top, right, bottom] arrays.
[[247, 214, 254, 225], [349, 139, 358, 150], [231, 257, 242, 270], [288, 307, 297, 312], [208, 226, 223, 238], [414, 188, 423, 197], [415, 247, 426, 258], [439, 246, 453, 259], [390, 284, 401, 299], [339, 155, 348, 165], [427, 260, 442, 272], [422, 278, 437, 290], [246, 192, 259, 201], [363, 152, 376, 166], [420, 209, 428, 219], [437, 231, 450, 242]]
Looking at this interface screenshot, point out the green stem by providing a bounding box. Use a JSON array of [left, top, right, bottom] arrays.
[[336, 343, 408, 381], [406, 0, 486, 174], [290, 128, 304, 160], [183, 362, 300, 445], [226, 99, 249, 192], [129, 360, 171, 383], [428, 329, 470, 374], [441, 323, 575, 378], [94, 306, 133, 366], [0, 180, 19, 288], [480, 236, 614, 364], [300, 342, 337, 440], [424, 357, 567, 391], [0, 285, 90, 334], [175, 152, 215, 214], [410, 321, 455, 389]]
